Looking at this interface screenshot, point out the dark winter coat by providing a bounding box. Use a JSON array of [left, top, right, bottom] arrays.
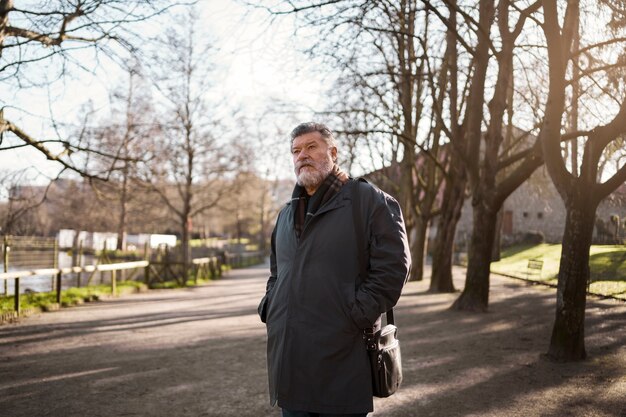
[[258, 179, 411, 414]]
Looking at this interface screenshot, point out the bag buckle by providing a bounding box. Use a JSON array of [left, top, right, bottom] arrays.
[[363, 328, 377, 351]]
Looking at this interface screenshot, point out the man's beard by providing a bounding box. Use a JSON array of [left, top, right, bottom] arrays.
[[295, 156, 334, 190]]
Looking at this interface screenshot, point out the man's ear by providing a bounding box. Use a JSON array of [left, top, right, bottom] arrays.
[[330, 146, 337, 162]]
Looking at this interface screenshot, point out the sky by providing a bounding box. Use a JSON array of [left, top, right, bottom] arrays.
[[0, 0, 328, 185]]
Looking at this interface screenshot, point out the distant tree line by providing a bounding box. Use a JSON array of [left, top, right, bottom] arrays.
[[0, 173, 284, 250]]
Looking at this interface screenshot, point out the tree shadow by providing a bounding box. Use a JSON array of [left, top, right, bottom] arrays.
[[0, 333, 278, 417], [376, 276, 626, 417], [0, 265, 276, 417], [588, 250, 626, 282], [1, 264, 623, 417]]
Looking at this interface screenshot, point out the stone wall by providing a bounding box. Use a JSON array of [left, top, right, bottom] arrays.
[[440, 167, 626, 248]]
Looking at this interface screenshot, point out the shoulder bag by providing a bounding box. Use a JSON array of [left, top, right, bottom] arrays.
[[352, 179, 403, 398]]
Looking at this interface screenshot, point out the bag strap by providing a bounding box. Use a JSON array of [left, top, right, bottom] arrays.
[[351, 178, 394, 327]]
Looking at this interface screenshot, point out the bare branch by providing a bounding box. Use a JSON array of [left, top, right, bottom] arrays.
[[260, 0, 348, 15], [0, 117, 108, 180]]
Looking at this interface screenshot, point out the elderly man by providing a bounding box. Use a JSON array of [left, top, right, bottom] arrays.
[[258, 122, 411, 416]]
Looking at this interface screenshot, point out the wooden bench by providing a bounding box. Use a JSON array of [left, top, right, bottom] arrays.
[[526, 258, 544, 279]]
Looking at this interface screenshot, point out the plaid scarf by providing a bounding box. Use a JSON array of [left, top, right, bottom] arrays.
[[293, 164, 348, 238]]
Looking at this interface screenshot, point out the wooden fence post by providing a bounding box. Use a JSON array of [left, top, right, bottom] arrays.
[[55, 271, 62, 304], [143, 241, 150, 286], [101, 241, 107, 285], [77, 240, 83, 288], [14, 277, 20, 314], [210, 257, 216, 279], [144, 264, 150, 287], [51, 239, 59, 292], [3, 236, 9, 296], [111, 269, 117, 297]]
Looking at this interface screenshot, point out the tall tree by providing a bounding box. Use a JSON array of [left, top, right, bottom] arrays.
[[407, 0, 545, 301], [425, 0, 545, 311], [144, 9, 244, 283], [428, 0, 465, 293], [541, 0, 626, 361], [88, 66, 159, 250]]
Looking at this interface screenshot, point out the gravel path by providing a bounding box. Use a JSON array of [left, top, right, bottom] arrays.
[[0, 261, 624, 417]]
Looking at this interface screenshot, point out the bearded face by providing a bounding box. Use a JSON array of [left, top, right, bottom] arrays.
[[292, 132, 336, 193], [295, 152, 334, 189]]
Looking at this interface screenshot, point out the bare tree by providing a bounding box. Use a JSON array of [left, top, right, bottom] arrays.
[[540, 0, 626, 361], [88, 65, 160, 250], [373, 0, 546, 299], [0, 0, 187, 178], [334, 1, 443, 283], [0, 169, 52, 235], [440, 0, 544, 312], [428, 0, 465, 293], [143, 8, 245, 283], [46, 179, 116, 235]]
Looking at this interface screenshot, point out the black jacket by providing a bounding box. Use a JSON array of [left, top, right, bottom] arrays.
[[258, 179, 411, 414]]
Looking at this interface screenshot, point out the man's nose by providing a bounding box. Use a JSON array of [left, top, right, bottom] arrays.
[[296, 149, 309, 161]]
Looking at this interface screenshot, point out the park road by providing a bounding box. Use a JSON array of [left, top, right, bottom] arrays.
[[0, 261, 625, 417]]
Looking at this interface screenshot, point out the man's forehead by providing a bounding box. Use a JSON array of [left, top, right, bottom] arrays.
[[292, 132, 325, 148]]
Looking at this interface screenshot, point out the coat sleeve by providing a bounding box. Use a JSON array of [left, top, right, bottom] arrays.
[[258, 220, 278, 323], [349, 188, 411, 328]]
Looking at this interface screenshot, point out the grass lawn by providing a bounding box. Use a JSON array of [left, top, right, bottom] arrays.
[[0, 281, 147, 315], [491, 243, 626, 300]]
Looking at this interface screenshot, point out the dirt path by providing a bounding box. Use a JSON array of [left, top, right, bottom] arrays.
[[0, 262, 624, 417]]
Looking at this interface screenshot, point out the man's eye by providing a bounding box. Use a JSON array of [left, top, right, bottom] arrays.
[[292, 149, 300, 155]]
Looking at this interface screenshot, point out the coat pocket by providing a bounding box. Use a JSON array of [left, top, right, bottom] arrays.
[[258, 286, 275, 324], [258, 294, 269, 323]]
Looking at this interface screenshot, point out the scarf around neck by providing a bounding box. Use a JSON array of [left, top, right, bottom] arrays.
[[292, 164, 348, 238]]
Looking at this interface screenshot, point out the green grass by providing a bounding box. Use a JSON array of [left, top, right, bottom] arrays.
[[148, 268, 219, 289], [149, 281, 182, 289], [491, 244, 626, 300], [0, 281, 147, 314], [150, 279, 206, 289]]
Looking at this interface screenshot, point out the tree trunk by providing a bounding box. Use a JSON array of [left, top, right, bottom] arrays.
[[408, 216, 428, 281], [180, 217, 191, 286], [491, 208, 503, 262], [116, 230, 126, 252], [116, 175, 128, 251], [71, 230, 80, 266], [451, 200, 498, 312], [429, 0, 460, 295], [429, 169, 466, 293], [546, 198, 596, 361]]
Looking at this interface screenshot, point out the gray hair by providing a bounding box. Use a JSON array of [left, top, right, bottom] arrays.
[[290, 122, 337, 148]]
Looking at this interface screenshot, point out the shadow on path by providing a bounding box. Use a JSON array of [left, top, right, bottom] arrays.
[[1, 263, 624, 417], [0, 263, 277, 417]]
